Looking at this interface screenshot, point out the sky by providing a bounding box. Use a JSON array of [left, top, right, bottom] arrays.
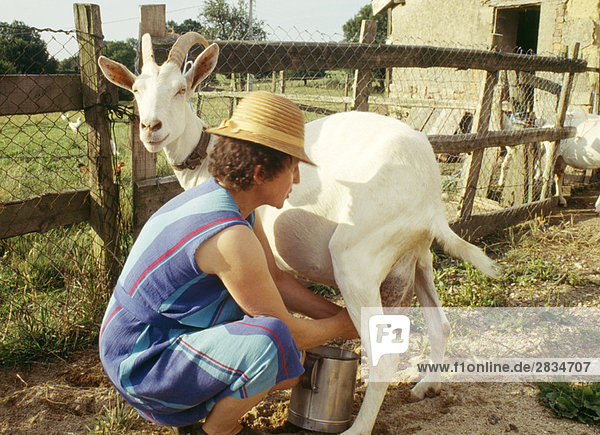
[[3, 0, 370, 59]]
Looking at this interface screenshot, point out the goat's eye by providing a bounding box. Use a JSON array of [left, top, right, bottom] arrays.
[[177, 87, 186, 96]]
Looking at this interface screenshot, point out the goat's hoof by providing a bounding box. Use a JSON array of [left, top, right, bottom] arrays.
[[410, 381, 441, 401]]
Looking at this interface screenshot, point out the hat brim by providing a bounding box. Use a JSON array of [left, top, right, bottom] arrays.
[[206, 124, 317, 166]]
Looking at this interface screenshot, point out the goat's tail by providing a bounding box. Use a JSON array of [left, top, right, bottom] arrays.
[[433, 217, 500, 279]]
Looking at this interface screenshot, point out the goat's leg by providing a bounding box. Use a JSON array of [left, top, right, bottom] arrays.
[[554, 156, 568, 206], [498, 147, 513, 186], [328, 237, 393, 435], [410, 252, 450, 400], [540, 141, 556, 199], [595, 194, 600, 213]]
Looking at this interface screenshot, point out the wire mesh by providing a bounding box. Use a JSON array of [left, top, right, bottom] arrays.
[[0, 22, 596, 363], [0, 25, 133, 363]]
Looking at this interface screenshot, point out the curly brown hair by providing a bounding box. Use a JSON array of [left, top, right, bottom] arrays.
[[208, 136, 293, 191]]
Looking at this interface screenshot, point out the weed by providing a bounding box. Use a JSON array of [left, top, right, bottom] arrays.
[[537, 382, 600, 425], [87, 392, 140, 434]]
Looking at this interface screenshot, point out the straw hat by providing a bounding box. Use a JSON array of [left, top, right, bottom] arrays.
[[206, 91, 315, 166]]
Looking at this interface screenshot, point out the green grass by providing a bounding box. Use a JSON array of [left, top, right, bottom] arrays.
[[0, 76, 355, 366], [87, 391, 140, 434]]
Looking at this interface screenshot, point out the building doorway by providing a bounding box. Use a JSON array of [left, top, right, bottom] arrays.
[[494, 5, 541, 120]]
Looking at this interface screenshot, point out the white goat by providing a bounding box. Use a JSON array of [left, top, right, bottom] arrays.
[[98, 32, 499, 434], [540, 111, 600, 212]]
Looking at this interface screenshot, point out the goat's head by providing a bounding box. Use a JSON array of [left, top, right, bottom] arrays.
[[98, 32, 219, 153]]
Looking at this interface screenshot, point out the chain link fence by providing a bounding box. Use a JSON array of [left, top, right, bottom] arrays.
[[0, 24, 134, 363], [0, 20, 593, 363]]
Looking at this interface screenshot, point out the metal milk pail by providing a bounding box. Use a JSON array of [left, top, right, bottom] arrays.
[[288, 345, 359, 433]]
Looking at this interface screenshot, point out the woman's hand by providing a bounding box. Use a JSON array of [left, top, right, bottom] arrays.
[[333, 308, 359, 340]]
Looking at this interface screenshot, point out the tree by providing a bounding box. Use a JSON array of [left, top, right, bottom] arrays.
[[342, 5, 388, 93], [101, 38, 137, 101], [199, 0, 266, 41], [57, 55, 79, 73], [166, 19, 204, 35], [342, 4, 388, 43], [103, 38, 137, 73], [0, 21, 58, 74]]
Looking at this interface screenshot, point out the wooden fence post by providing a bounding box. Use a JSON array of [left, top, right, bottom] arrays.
[[132, 5, 165, 234], [73, 3, 119, 285], [351, 20, 377, 111], [541, 43, 580, 200]]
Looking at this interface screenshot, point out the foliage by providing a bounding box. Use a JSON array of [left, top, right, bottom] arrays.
[[102, 38, 138, 101], [537, 382, 600, 425], [167, 18, 204, 35], [342, 4, 388, 44], [57, 55, 79, 73], [0, 21, 58, 74], [342, 4, 388, 92], [88, 392, 139, 433], [200, 0, 266, 41], [103, 38, 137, 73]]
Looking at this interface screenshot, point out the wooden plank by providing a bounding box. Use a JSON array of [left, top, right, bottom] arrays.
[[487, 0, 543, 7], [196, 90, 477, 111], [541, 44, 580, 199], [132, 5, 164, 235], [0, 74, 83, 116], [133, 4, 164, 182], [352, 20, 377, 111], [501, 144, 526, 207], [372, 0, 404, 15], [74, 3, 120, 284], [518, 72, 561, 96], [0, 189, 90, 239], [150, 39, 588, 74], [449, 197, 557, 242], [460, 69, 499, 219], [429, 126, 575, 154], [136, 4, 166, 73], [134, 176, 183, 229]]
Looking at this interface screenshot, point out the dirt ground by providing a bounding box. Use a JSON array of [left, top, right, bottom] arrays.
[[2, 186, 600, 434]]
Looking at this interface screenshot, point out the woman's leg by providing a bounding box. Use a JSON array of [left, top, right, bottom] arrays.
[[202, 377, 299, 435]]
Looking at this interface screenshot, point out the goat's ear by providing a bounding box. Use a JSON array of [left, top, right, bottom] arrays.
[[98, 56, 137, 91], [185, 43, 219, 91]]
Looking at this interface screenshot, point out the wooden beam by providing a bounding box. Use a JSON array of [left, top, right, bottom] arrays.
[[0, 74, 83, 116], [449, 197, 557, 242], [460, 69, 499, 219], [541, 44, 580, 199], [517, 72, 561, 96], [74, 3, 120, 284], [132, 4, 165, 235], [428, 126, 575, 154], [134, 176, 183, 230], [352, 20, 377, 111], [372, 0, 404, 16], [150, 39, 588, 74], [0, 189, 90, 239]]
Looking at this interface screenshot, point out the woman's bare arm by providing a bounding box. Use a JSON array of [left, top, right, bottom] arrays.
[[252, 214, 341, 319], [195, 224, 356, 349]]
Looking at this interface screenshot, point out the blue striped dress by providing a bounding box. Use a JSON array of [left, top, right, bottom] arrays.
[[99, 177, 303, 426]]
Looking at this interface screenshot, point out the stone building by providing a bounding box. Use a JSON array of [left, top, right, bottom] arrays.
[[373, 0, 599, 127]]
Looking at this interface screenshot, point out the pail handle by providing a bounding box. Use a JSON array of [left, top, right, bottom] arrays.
[[301, 352, 320, 392]]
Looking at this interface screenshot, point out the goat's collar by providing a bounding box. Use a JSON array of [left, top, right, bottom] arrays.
[[172, 128, 211, 171]]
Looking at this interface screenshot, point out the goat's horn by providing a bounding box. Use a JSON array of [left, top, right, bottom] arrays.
[[166, 32, 210, 67], [141, 33, 156, 66]]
